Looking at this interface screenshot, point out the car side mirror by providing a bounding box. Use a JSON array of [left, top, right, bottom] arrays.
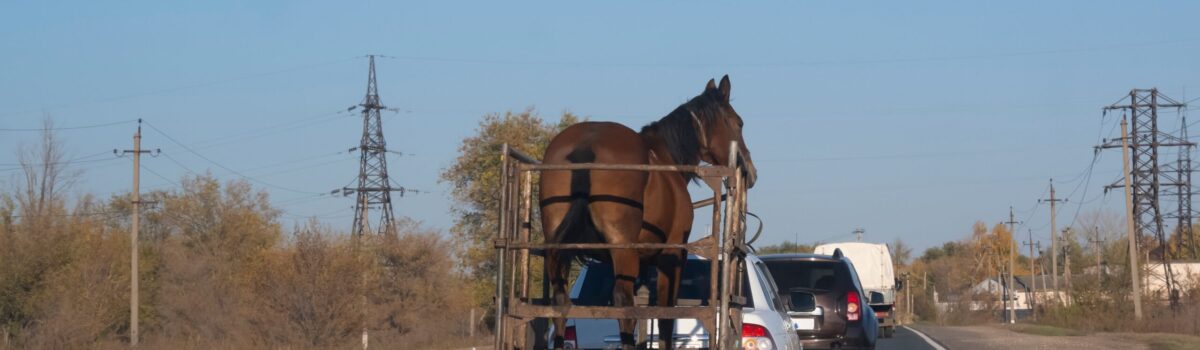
[[869, 291, 885, 304]]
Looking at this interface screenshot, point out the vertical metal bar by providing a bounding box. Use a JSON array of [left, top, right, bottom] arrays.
[[495, 145, 510, 350], [508, 163, 520, 303], [729, 163, 739, 345], [521, 170, 533, 299], [717, 141, 741, 349], [707, 189, 721, 346]]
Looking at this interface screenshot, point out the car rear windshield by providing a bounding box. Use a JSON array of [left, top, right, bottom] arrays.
[[574, 259, 752, 308], [762, 260, 844, 292]]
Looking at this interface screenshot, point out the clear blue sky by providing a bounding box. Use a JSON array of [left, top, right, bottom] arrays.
[[2, 1, 1198, 253]]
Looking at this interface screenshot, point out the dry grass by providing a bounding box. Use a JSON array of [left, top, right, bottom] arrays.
[[1111, 333, 1200, 350]]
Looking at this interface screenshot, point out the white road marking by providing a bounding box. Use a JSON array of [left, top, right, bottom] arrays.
[[903, 326, 948, 350]]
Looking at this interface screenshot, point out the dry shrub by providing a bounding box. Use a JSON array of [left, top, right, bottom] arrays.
[[1, 127, 479, 348], [251, 223, 365, 348], [21, 217, 130, 349], [147, 176, 282, 347], [1036, 272, 1200, 336], [367, 219, 474, 348]]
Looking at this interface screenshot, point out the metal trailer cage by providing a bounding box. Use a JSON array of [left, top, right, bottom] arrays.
[[492, 141, 751, 350]]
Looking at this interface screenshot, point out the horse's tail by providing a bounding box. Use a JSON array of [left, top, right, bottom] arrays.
[[550, 147, 601, 262]]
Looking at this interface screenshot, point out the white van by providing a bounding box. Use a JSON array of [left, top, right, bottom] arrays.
[[812, 243, 897, 338]]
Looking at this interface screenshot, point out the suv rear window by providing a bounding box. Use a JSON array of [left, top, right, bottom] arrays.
[[574, 259, 753, 308], [762, 260, 844, 292]]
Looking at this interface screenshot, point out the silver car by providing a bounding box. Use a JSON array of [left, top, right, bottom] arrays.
[[550, 254, 802, 350]]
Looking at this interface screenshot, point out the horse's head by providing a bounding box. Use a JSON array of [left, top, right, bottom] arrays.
[[696, 75, 758, 188]]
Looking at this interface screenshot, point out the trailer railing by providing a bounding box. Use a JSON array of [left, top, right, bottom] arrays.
[[493, 141, 750, 349]]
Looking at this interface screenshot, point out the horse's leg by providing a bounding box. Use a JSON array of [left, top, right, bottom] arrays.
[[610, 248, 640, 350], [592, 203, 644, 350], [655, 250, 685, 350], [545, 249, 571, 350], [541, 198, 571, 350]]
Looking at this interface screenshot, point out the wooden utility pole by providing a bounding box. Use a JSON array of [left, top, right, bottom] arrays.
[[1004, 207, 1019, 323], [116, 120, 157, 347], [1090, 228, 1105, 279], [1023, 229, 1039, 320], [906, 273, 913, 322], [1040, 181, 1066, 294], [1062, 228, 1072, 301], [1119, 117, 1144, 320]]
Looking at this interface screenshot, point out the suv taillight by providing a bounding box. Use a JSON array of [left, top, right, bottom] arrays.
[[741, 322, 774, 350], [846, 291, 861, 321], [564, 325, 577, 349]]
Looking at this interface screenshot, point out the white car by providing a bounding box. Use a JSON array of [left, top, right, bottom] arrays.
[[550, 254, 802, 350]]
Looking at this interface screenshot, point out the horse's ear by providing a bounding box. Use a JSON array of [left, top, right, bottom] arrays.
[[705, 78, 717, 92], [718, 75, 731, 102]]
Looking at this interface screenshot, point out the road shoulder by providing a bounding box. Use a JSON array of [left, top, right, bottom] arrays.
[[909, 324, 1149, 350]]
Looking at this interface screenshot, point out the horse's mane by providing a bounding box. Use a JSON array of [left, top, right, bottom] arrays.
[[640, 89, 723, 182]]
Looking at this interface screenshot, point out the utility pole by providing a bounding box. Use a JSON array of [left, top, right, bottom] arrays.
[[1118, 117, 1145, 320], [906, 273, 913, 322], [1039, 180, 1066, 294], [1089, 228, 1106, 279], [854, 227, 864, 242], [1062, 228, 1072, 302], [1004, 207, 1019, 323], [114, 120, 158, 347], [1023, 229, 1039, 321]]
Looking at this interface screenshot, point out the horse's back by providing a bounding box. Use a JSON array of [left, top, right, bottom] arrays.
[[544, 121, 647, 166]]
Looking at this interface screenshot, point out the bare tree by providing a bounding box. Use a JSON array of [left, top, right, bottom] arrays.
[[14, 117, 79, 217], [891, 238, 913, 268]]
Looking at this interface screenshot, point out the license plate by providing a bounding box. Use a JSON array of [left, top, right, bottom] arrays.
[[792, 317, 815, 330]]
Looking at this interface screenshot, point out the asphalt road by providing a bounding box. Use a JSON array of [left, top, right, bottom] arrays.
[[875, 326, 945, 350]]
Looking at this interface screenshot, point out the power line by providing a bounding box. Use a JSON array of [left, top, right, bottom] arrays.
[[0, 119, 136, 132], [160, 153, 199, 175], [170, 109, 352, 152], [141, 163, 181, 188], [1065, 153, 1102, 229], [380, 37, 1200, 67], [0, 57, 362, 117], [0, 150, 123, 172], [237, 150, 348, 175], [6, 210, 123, 219], [245, 157, 355, 179], [142, 121, 323, 195], [758, 145, 1089, 163]]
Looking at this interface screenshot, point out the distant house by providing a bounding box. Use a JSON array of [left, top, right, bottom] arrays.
[[956, 277, 1025, 311], [1013, 275, 1067, 308], [958, 275, 1068, 311], [1144, 261, 1200, 300]]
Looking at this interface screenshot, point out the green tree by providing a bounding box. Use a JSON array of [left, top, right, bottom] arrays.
[[440, 108, 580, 308]]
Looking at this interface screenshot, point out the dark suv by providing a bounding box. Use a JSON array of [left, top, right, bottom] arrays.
[[761, 250, 878, 350]]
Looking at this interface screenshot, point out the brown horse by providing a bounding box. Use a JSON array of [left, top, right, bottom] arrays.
[[539, 75, 757, 350]]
